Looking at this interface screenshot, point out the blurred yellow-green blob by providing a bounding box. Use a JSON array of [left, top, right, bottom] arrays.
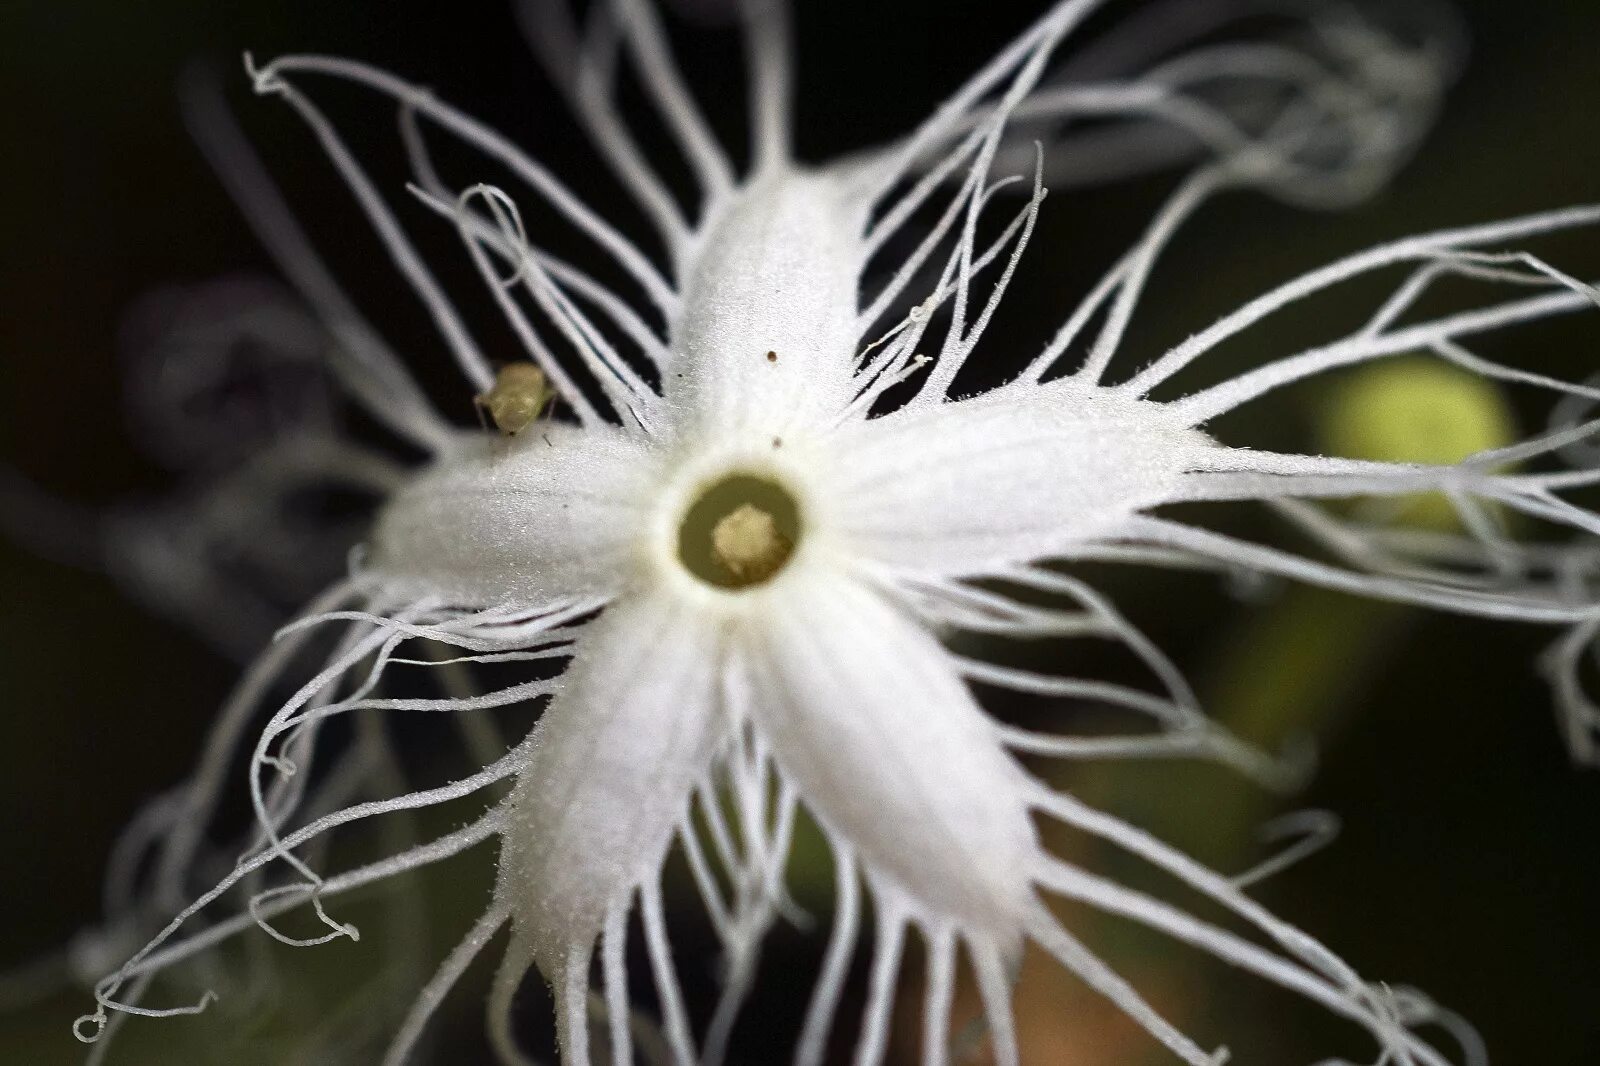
[[1319, 357, 1518, 530], [1199, 357, 1519, 828], [1209, 359, 1518, 752]]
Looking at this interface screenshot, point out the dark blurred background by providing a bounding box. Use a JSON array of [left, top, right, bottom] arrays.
[[2, 1, 1598, 1063]]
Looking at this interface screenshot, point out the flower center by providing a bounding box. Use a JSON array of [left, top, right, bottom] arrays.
[[677, 474, 801, 589]]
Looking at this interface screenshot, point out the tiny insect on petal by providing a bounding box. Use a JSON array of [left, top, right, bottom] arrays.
[[475, 362, 554, 435]]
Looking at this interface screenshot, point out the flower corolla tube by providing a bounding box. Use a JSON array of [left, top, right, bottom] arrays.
[[59, 1, 1600, 1063]]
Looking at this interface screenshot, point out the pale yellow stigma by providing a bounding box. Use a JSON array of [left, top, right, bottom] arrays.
[[677, 473, 802, 590], [710, 503, 792, 584]]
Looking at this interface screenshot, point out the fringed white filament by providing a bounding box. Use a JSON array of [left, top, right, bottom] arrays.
[[74, 592, 588, 1051], [181, 75, 451, 453], [513, 0, 695, 257], [246, 58, 496, 394], [77, 811, 506, 1046], [1120, 205, 1600, 398], [250, 53, 681, 317], [398, 105, 673, 369], [739, 0, 795, 175], [74, 2, 1600, 1064], [610, 0, 736, 198], [381, 904, 511, 1066], [436, 182, 604, 427], [796, 844, 859, 1066], [445, 183, 662, 430]]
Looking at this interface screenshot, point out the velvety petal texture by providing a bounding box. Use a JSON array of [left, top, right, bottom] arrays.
[[495, 588, 729, 975], [743, 569, 1040, 944], [370, 425, 659, 606], [830, 380, 1211, 575], [666, 171, 868, 436]]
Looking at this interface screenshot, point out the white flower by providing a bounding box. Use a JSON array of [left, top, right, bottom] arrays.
[[73, 1, 1600, 1064]]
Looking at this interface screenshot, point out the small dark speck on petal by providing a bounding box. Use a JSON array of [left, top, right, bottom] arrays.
[[772, 437, 782, 448], [766, 350, 778, 363]]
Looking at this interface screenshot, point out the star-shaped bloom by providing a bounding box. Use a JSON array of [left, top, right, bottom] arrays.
[[75, 2, 1600, 1064]]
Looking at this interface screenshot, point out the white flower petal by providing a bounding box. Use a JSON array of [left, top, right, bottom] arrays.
[[496, 588, 728, 977], [830, 380, 1209, 575], [668, 173, 866, 435], [371, 426, 657, 606], [745, 569, 1038, 943]]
